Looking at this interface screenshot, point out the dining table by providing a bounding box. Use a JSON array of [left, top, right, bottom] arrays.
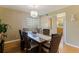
[[27, 32, 51, 52]]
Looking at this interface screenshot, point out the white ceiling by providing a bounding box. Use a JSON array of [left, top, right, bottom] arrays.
[[0, 5, 69, 15]]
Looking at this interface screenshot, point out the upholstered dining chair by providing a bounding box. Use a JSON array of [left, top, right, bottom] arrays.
[[22, 32, 38, 53], [42, 33, 62, 53], [43, 29, 50, 36], [19, 30, 25, 50]]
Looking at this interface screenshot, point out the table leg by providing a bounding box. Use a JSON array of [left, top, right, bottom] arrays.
[[38, 44, 42, 53]]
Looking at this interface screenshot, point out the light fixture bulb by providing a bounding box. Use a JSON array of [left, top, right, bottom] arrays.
[[30, 10, 38, 18]]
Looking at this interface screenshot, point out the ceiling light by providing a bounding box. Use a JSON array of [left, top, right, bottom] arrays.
[[30, 10, 38, 18]]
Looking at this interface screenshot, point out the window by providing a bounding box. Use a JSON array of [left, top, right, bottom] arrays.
[[22, 18, 40, 31]]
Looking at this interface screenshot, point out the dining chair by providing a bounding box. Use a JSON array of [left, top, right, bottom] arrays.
[[42, 33, 62, 53], [19, 30, 25, 50], [43, 29, 50, 36], [22, 32, 38, 53], [0, 39, 4, 53]]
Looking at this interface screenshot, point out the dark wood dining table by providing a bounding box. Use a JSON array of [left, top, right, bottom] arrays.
[[27, 32, 51, 52]]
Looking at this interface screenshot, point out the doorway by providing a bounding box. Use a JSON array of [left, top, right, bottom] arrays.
[[56, 12, 66, 52]]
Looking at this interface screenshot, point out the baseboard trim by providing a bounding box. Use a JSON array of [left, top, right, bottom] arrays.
[[65, 42, 79, 48], [4, 39, 20, 44], [5, 39, 79, 49]]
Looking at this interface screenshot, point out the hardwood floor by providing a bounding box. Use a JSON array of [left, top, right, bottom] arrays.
[[60, 44, 79, 53], [4, 40, 23, 53], [3, 39, 79, 53], [4, 40, 38, 53]]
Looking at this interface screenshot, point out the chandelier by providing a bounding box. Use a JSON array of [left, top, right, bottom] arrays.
[[30, 10, 38, 18], [29, 5, 39, 18]]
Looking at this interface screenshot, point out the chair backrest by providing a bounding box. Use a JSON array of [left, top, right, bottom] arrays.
[[19, 30, 23, 40], [43, 29, 50, 35], [23, 28, 29, 31], [49, 33, 62, 53], [22, 32, 31, 49]]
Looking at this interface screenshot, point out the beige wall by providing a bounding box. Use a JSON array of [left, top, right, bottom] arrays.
[[40, 15, 50, 29], [40, 15, 56, 35], [0, 7, 27, 41]]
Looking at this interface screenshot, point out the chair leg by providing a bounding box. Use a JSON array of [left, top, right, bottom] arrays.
[[20, 41, 25, 50], [0, 44, 4, 53], [24, 48, 29, 53], [57, 50, 59, 53]]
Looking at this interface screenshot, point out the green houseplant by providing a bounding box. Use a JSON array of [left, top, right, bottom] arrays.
[[0, 19, 8, 53], [0, 19, 8, 39]]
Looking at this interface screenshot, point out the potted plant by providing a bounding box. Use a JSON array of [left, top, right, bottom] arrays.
[[0, 19, 8, 39], [0, 19, 8, 53]]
